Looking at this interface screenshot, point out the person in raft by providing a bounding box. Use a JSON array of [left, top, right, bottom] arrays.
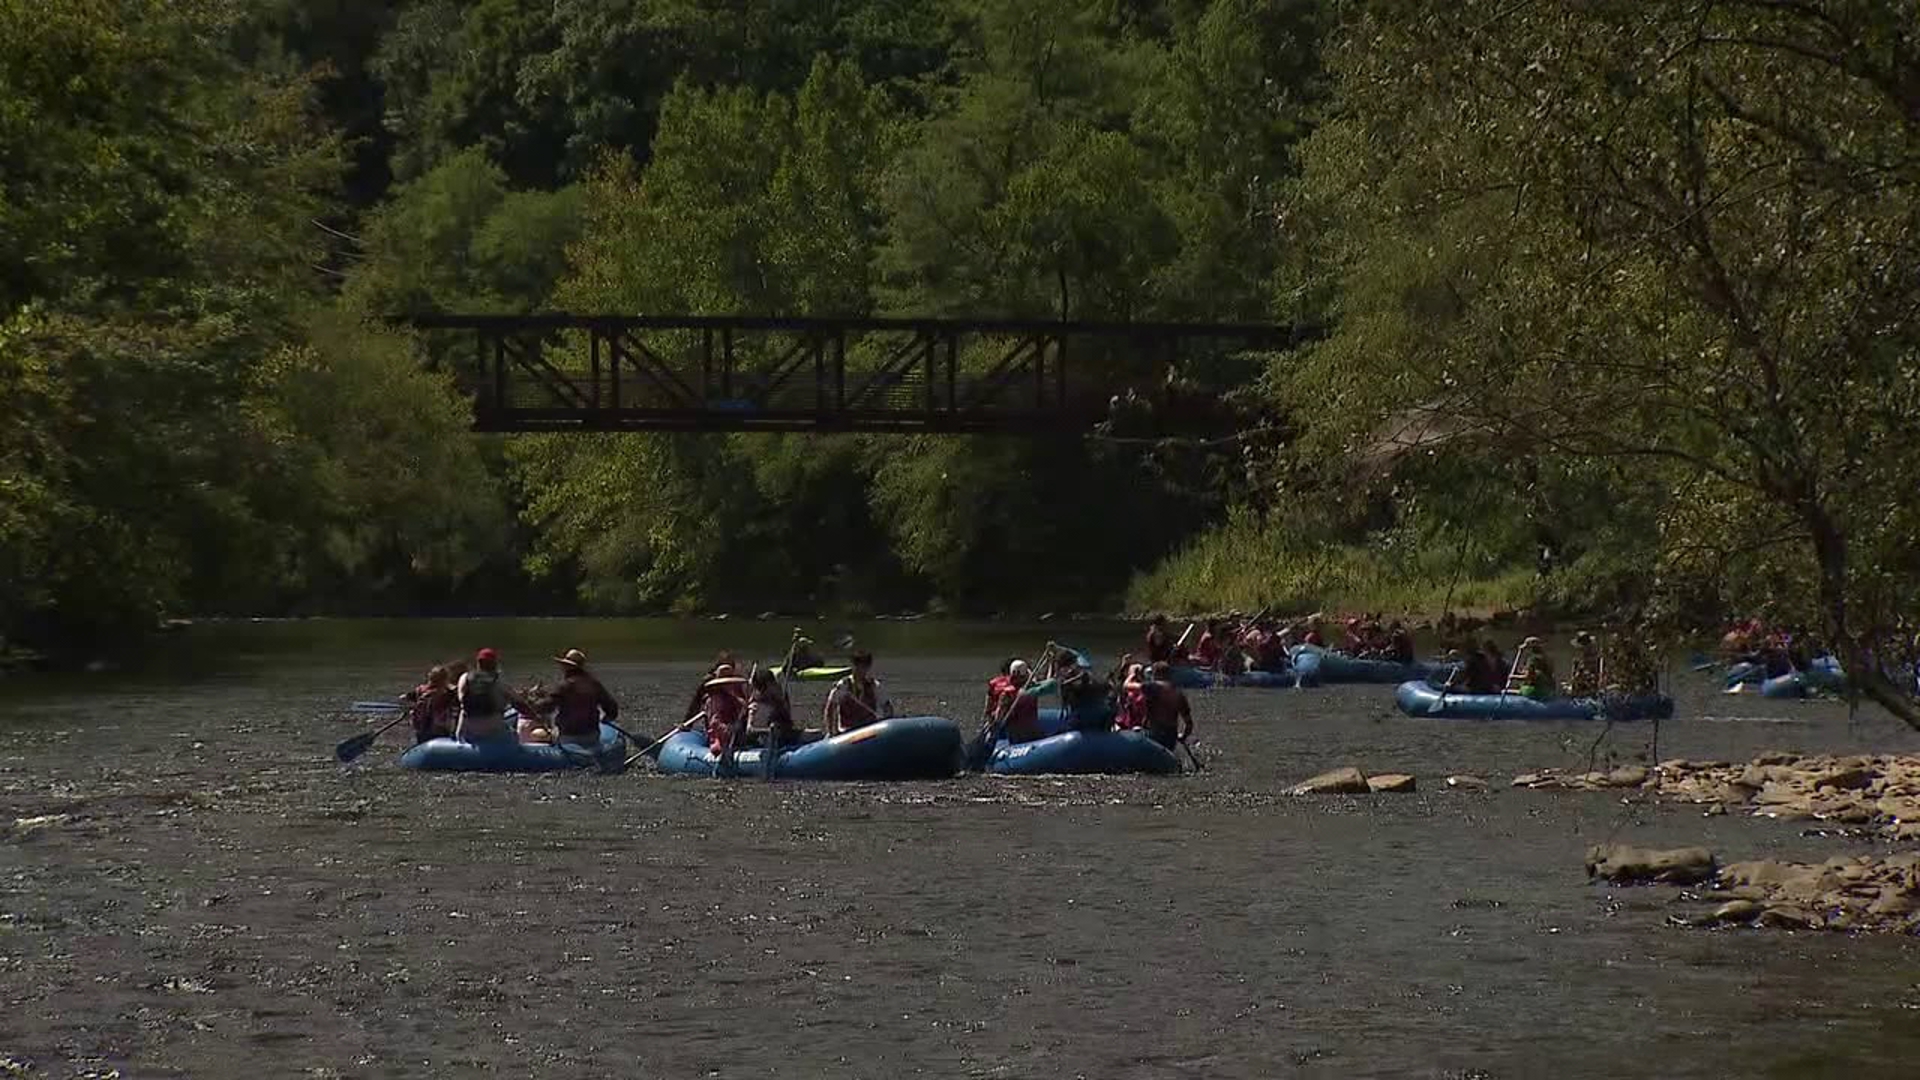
[[1144, 615, 1174, 665], [1141, 662, 1194, 752], [824, 650, 892, 735], [702, 664, 751, 763], [983, 658, 1042, 744], [406, 665, 459, 745], [1117, 662, 1149, 730], [456, 648, 516, 742], [547, 648, 619, 748], [788, 636, 827, 671], [1510, 636, 1558, 700], [1565, 632, 1602, 697], [747, 668, 801, 751], [1443, 644, 1500, 695]]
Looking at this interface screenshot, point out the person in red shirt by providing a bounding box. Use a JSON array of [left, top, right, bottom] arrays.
[[1193, 621, 1224, 668], [1117, 663, 1148, 730], [983, 658, 1041, 744], [702, 664, 750, 761]]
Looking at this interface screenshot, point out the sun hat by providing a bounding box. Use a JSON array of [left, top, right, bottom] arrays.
[[553, 648, 588, 669]]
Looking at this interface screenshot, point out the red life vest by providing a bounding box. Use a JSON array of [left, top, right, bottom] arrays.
[[1118, 685, 1147, 730], [704, 685, 746, 754]]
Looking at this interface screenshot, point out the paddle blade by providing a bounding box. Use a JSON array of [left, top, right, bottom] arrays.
[[334, 730, 381, 763]]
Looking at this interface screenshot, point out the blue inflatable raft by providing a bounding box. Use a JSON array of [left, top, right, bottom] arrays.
[[1290, 645, 1453, 688], [1168, 666, 1296, 690], [986, 705, 1180, 776], [1724, 655, 1843, 698], [399, 723, 628, 773], [1394, 681, 1674, 721], [654, 715, 963, 780]]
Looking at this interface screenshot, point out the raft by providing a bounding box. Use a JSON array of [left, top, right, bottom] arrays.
[[1290, 645, 1454, 687], [1724, 656, 1844, 698], [1394, 680, 1675, 721], [986, 705, 1180, 776], [653, 715, 963, 780], [1168, 666, 1296, 690], [769, 664, 852, 682], [399, 723, 627, 773]]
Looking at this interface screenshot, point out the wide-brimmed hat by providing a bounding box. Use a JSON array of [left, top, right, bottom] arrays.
[[1522, 636, 1543, 646], [1573, 631, 1594, 645], [553, 648, 588, 669], [703, 676, 749, 688]]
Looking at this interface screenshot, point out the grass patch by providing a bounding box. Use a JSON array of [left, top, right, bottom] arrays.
[[1126, 512, 1543, 619]]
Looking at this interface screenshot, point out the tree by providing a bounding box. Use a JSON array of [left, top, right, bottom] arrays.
[[1289, 0, 1920, 723]]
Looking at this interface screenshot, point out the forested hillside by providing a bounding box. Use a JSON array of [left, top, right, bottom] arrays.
[[5, 0, 1917, 707]]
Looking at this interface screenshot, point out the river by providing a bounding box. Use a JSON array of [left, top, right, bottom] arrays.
[[4, 618, 1918, 1078]]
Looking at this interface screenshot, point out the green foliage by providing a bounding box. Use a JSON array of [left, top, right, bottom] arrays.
[[1284, 0, 1920, 717], [344, 148, 585, 316]]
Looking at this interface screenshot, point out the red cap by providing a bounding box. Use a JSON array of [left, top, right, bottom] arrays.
[[476, 647, 499, 664]]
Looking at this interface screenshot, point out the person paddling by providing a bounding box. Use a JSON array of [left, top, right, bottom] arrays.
[[747, 668, 800, 752], [549, 648, 619, 747], [1142, 662, 1194, 752], [456, 648, 514, 743], [702, 663, 751, 763], [788, 636, 826, 671], [1144, 615, 1174, 665], [825, 651, 892, 735], [985, 659, 1042, 744], [406, 666, 458, 745]]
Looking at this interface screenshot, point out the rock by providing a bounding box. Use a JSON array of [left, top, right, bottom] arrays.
[[1705, 899, 1763, 924], [1511, 772, 1548, 788], [1814, 765, 1878, 791], [1367, 773, 1416, 793], [1289, 767, 1370, 796], [1758, 905, 1822, 931], [1868, 889, 1919, 917], [10, 814, 71, 838], [1585, 844, 1717, 885], [1605, 765, 1650, 788], [1445, 774, 1488, 791], [1754, 750, 1801, 767]]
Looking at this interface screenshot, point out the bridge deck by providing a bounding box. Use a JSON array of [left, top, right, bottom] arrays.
[[403, 314, 1310, 435]]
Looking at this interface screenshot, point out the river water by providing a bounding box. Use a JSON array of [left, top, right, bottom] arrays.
[[4, 619, 1918, 1079]]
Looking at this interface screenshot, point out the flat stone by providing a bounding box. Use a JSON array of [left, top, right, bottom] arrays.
[[1758, 905, 1822, 930], [1705, 899, 1762, 924], [1815, 766, 1879, 791], [1585, 843, 1716, 885], [1445, 774, 1488, 791], [1289, 766, 1370, 796], [1606, 765, 1650, 788], [1367, 773, 1416, 793]]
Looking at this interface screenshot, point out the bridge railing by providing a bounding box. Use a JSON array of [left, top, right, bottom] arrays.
[[402, 314, 1307, 434]]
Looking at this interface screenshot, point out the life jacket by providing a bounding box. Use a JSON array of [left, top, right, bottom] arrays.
[[460, 670, 506, 720], [988, 676, 1041, 742], [1193, 633, 1221, 667], [552, 673, 611, 740], [1118, 684, 1147, 730]]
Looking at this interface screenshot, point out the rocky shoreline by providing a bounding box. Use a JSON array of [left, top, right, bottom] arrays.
[[1511, 752, 1920, 841], [1286, 752, 1920, 936]]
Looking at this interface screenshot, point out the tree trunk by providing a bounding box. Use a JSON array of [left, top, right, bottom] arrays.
[[1806, 501, 1920, 732]]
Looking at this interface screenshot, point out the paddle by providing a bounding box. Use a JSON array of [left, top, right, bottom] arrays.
[[769, 629, 803, 781], [1178, 734, 1205, 772], [336, 711, 410, 763], [622, 711, 708, 769], [349, 700, 405, 713]]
